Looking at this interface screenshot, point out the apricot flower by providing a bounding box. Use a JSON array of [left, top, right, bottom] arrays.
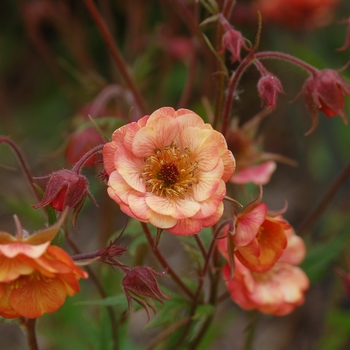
[[219, 202, 288, 272], [222, 227, 309, 315], [0, 213, 88, 319], [103, 107, 235, 235]]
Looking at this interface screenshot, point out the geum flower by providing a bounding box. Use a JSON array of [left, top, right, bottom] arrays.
[[103, 107, 235, 235], [218, 195, 288, 273], [302, 68, 350, 135], [222, 226, 309, 316], [0, 212, 87, 319]]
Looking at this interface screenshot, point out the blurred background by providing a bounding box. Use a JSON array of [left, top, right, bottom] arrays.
[[1, 0, 350, 349]]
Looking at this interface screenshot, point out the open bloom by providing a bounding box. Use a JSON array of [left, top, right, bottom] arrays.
[[219, 202, 288, 272], [222, 227, 309, 315], [0, 213, 88, 319], [103, 107, 235, 235], [302, 69, 350, 134]]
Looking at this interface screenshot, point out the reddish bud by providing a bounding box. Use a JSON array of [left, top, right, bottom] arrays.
[[257, 74, 284, 109], [33, 169, 95, 212], [122, 266, 170, 322], [302, 69, 350, 135]]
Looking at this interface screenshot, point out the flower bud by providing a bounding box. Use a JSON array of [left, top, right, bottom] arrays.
[[302, 69, 350, 134], [122, 266, 169, 322], [257, 74, 284, 109], [33, 169, 95, 212]]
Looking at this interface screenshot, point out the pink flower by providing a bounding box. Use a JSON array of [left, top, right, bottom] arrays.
[[103, 107, 235, 235], [218, 202, 288, 272], [302, 69, 350, 135], [223, 227, 309, 315]]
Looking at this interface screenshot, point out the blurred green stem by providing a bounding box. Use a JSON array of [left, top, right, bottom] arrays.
[[243, 311, 259, 350]]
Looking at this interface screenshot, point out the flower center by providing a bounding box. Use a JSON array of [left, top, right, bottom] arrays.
[[142, 142, 198, 198]]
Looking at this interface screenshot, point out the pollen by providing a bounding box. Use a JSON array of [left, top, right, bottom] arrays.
[[142, 142, 198, 198]]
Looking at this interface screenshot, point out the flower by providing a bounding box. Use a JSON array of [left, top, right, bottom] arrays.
[[222, 227, 309, 315], [302, 69, 350, 135], [218, 202, 288, 272], [0, 213, 88, 319], [253, 0, 340, 30], [223, 229, 309, 316], [122, 266, 170, 322], [103, 107, 235, 235]]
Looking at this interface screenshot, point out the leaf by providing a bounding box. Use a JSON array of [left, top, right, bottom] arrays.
[[192, 304, 215, 320], [76, 294, 128, 310]]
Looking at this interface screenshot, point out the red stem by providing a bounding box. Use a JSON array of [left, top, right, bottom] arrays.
[[72, 144, 104, 173], [83, 0, 148, 115]]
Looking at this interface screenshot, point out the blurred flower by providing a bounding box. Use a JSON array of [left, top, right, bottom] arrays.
[[253, 0, 340, 30], [0, 213, 88, 319], [122, 266, 169, 322], [103, 107, 235, 235], [226, 113, 295, 185], [218, 201, 288, 272], [222, 226, 309, 315], [66, 127, 104, 167], [302, 69, 350, 135], [33, 169, 95, 212]]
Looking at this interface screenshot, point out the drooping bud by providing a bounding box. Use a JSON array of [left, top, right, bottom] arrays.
[[257, 74, 284, 109], [122, 266, 170, 322], [302, 68, 350, 135], [218, 14, 250, 63], [33, 169, 95, 212]]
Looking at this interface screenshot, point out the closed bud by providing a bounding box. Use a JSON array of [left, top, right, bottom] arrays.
[[122, 266, 169, 322], [257, 74, 284, 109]]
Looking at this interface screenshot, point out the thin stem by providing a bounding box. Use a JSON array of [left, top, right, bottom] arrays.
[[19, 318, 39, 350], [0, 136, 42, 203], [65, 232, 120, 350], [243, 311, 259, 350], [193, 234, 207, 260], [298, 161, 350, 236], [72, 144, 104, 173], [83, 0, 148, 115], [221, 50, 319, 137], [141, 222, 195, 299]]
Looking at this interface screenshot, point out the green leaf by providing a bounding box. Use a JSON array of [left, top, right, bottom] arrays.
[[76, 294, 128, 310]]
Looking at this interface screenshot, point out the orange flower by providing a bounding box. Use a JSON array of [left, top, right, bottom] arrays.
[[103, 107, 235, 235], [254, 0, 340, 30], [0, 213, 88, 319], [219, 202, 288, 272], [223, 227, 309, 315]]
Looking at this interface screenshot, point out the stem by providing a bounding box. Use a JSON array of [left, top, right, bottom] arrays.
[[0, 136, 42, 203], [298, 161, 350, 236], [20, 318, 39, 350], [65, 232, 120, 350], [243, 311, 259, 350], [72, 144, 104, 173], [83, 0, 148, 115], [221, 50, 319, 137], [193, 234, 207, 260], [141, 222, 195, 299]]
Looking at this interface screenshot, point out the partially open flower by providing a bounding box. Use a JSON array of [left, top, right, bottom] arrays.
[[0, 213, 88, 319], [222, 227, 309, 315], [122, 266, 169, 322], [302, 69, 350, 135], [103, 107, 235, 235], [218, 202, 288, 272]]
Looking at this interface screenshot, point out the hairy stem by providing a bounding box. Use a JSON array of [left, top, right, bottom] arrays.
[[72, 144, 104, 173], [141, 222, 195, 299], [20, 318, 39, 350]]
